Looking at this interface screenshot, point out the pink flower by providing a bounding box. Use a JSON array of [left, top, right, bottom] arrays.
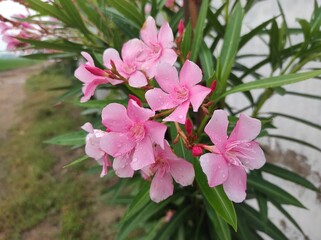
[[103, 39, 148, 88], [0, 22, 10, 34], [81, 122, 111, 177], [74, 52, 122, 102], [199, 110, 266, 203], [145, 60, 211, 124], [100, 100, 167, 171], [143, 141, 195, 203], [139, 16, 177, 78]]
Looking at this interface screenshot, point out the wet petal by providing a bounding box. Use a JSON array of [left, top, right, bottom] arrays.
[[113, 153, 135, 178], [236, 141, 266, 170], [127, 99, 155, 123], [145, 88, 177, 111], [204, 110, 228, 152], [140, 16, 158, 45], [75, 64, 96, 83], [121, 38, 145, 62], [103, 48, 122, 69], [145, 121, 167, 148], [81, 51, 94, 65], [81, 78, 109, 103], [131, 137, 155, 170], [189, 85, 211, 112], [160, 48, 177, 66], [179, 60, 202, 87], [101, 103, 133, 131], [223, 165, 247, 203], [128, 71, 148, 88], [229, 114, 261, 142], [163, 101, 190, 124], [158, 22, 174, 48], [150, 171, 173, 203], [200, 153, 228, 187], [81, 122, 94, 133], [155, 62, 179, 93], [100, 132, 135, 157], [169, 157, 194, 186]]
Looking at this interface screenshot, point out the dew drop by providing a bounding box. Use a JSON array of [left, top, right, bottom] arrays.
[[178, 115, 183, 119], [132, 158, 138, 162]]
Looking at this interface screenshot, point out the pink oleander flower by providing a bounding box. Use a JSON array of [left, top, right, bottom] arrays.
[[199, 110, 266, 203], [74, 52, 122, 102], [143, 141, 195, 203], [81, 122, 111, 177], [139, 16, 177, 78], [100, 99, 167, 171], [103, 39, 148, 88], [0, 22, 10, 34], [145, 60, 211, 124]]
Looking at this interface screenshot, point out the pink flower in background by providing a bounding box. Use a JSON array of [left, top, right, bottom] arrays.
[[139, 16, 177, 78], [74, 52, 122, 102], [100, 99, 167, 171], [145, 60, 211, 124], [81, 122, 111, 177], [0, 22, 10, 33], [143, 141, 194, 203], [103, 39, 148, 88], [199, 110, 266, 203]]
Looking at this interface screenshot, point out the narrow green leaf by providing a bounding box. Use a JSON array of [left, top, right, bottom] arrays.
[[190, 0, 209, 61], [269, 112, 321, 130], [194, 160, 237, 231], [23, 52, 77, 60], [285, 90, 321, 100], [216, 2, 243, 94], [220, 70, 321, 99], [108, 0, 144, 27], [181, 22, 192, 58], [268, 134, 321, 153], [205, 201, 231, 240], [74, 99, 126, 109], [63, 155, 88, 168], [247, 175, 305, 208], [44, 131, 86, 146], [18, 38, 84, 52], [199, 41, 214, 83]]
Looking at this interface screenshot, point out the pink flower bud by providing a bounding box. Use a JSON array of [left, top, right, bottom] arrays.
[[185, 118, 193, 136], [192, 145, 203, 157], [210, 80, 217, 92], [178, 19, 184, 36], [84, 65, 106, 77], [129, 94, 142, 107]]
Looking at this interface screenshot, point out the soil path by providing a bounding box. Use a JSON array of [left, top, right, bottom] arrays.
[[0, 63, 49, 140]]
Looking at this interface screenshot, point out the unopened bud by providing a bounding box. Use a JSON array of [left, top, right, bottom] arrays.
[[185, 118, 193, 136], [178, 19, 184, 36], [84, 65, 106, 76], [192, 145, 203, 157], [210, 80, 217, 92], [129, 94, 142, 107]]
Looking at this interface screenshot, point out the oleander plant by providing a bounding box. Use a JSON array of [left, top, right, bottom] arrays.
[[2, 0, 321, 239]]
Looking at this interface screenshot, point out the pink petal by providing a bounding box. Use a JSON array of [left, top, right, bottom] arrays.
[[158, 22, 174, 48], [145, 121, 167, 148], [150, 171, 173, 203], [113, 153, 135, 178], [81, 78, 109, 103], [81, 122, 94, 133], [101, 103, 133, 131], [229, 114, 261, 142], [103, 48, 122, 69], [81, 51, 94, 65], [130, 137, 155, 170], [100, 155, 111, 177], [189, 85, 211, 112], [204, 110, 228, 152], [127, 99, 154, 123], [140, 16, 158, 45], [75, 65, 95, 83], [85, 137, 105, 160], [121, 38, 144, 62], [128, 71, 148, 88], [236, 141, 266, 170], [100, 132, 135, 157], [223, 165, 247, 203], [179, 60, 203, 87], [169, 157, 194, 186], [160, 48, 177, 66], [155, 62, 179, 93], [199, 153, 228, 187], [145, 88, 177, 111], [163, 100, 190, 124]]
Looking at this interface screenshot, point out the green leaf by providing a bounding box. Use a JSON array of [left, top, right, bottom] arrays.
[[108, 0, 144, 27], [157, 206, 193, 240], [285, 90, 321, 100], [74, 99, 126, 109], [269, 112, 321, 130], [216, 2, 243, 94], [262, 163, 318, 191], [199, 41, 214, 83], [268, 134, 321, 153], [205, 201, 231, 240], [190, 0, 209, 61], [181, 22, 192, 58], [44, 131, 86, 146], [63, 155, 89, 168], [194, 160, 237, 231], [23, 52, 77, 60], [219, 69, 321, 100], [247, 175, 305, 208], [120, 181, 150, 224], [18, 38, 84, 52]]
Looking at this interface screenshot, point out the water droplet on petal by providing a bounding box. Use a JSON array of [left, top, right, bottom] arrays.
[[132, 158, 138, 162], [178, 115, 183, 119]]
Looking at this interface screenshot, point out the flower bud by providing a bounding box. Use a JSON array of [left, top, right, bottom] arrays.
[[192, 145, 203, 157], [84, 65, 106, 76], [129, 94, 142, 107], [178, 19, 184, 36], [185, 118, 193, 136], [210, 80, 217, 92]]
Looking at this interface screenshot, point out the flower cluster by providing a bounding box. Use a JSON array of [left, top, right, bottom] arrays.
[[76, 16, 266, 203]]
